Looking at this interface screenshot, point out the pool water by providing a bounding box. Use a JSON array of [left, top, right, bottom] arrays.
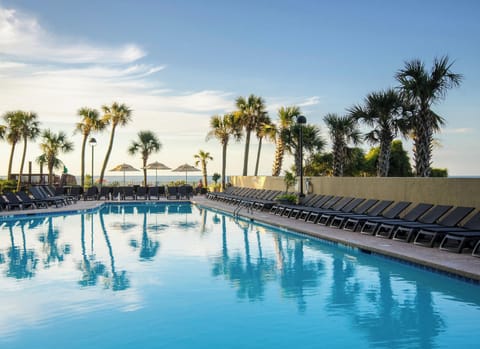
[[0, 203, 478, 349]]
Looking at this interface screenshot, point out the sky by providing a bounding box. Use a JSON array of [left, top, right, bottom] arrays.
[[0, 0, 479, 179]]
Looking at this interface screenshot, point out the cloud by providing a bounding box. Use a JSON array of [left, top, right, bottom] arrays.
[[442, 128, 474, 134], [0, 6, 145, 64]]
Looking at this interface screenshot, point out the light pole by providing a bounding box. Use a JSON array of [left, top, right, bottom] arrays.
[[89, 137, 97, 187], [296, 115, 307, 198]]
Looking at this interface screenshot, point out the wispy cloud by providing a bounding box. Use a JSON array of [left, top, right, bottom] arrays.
[[0, 7, 145, 64], [442, 128, 474, 134]]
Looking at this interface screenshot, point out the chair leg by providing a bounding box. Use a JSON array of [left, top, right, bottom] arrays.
[[472, 240, 480, 258]]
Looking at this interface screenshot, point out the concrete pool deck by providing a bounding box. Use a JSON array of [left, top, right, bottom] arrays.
[[1, 196, 479, 282]]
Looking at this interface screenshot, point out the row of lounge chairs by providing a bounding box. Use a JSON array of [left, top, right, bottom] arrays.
[[0, 185, 74, 211], [206, 187, 480, 257], [83, 185, 195, 201]]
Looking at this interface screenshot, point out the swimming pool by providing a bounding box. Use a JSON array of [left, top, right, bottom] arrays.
[[0, 203, 478, 348]]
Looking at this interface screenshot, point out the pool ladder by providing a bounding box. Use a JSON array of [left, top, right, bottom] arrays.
[[233, 202, 253, 218]]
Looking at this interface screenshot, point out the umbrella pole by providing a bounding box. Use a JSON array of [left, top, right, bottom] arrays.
[[155, 169, 158, 186], [123, 170, 126, 186], [185, 171, 187, 184]]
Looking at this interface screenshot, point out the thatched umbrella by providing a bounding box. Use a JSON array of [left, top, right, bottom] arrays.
[[109, 163, 140, 185], [145, 161, 171, 186], [172, 163, 200, 183]]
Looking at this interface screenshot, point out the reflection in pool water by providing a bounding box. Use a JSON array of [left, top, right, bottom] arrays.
[[0, 203, 478, 349]]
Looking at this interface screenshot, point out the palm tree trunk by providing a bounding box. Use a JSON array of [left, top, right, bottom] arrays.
[[242, 130, 251, 176], [7, 142, 17, 180], [254, 136, 263, 176], [80, 135, 87, 188], [272, 138, 284, 176], [202, 162, 208, 187], [16, 137, 28, 191], [48, 161, 54, 185], [99, 124, 117, 185], [143, 156, 147, 186], [413, 116, 433, 177], [221, 143, 227, 190], [378, 138, 392, 177]]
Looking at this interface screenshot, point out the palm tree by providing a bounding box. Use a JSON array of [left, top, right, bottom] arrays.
[[284, 124, 325, 177], [235, 94, 267, 176], [206, 113, 242, 190], [194, 150, 213, 187], [254, 116, 276, 176], [3, 111, 23, 180], [395, 56, 462, 177], [38, 129, 74, 185], [75, 107, 107, 188], [348, 89, 408, 177], [99, 102, 132, 184], [272, 106, 301, 176], [128, 130, 162, 186], [324, 113, 361, 177], [15, 111, 40, 191]]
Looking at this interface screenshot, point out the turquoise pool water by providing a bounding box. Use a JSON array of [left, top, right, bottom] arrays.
[[0, 203, 479, 349]]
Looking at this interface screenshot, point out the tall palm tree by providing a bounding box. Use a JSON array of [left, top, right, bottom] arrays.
[[348, 89, 408, 177], [128, 130, 161, 186], [3, 111, 24, 180], [284, 124, 325, 177], [75, 107, 107, 188], [395, 56, 462, 177], [99, 102, 132, 184], [194, 150, 213, 187], [272, 106, 301, 176], [324, 113, 361, 177], [38, 129, 74, 185], [15, 111, 40, 191], [206, 113, 242, 190], [235, 94, 267, 176], [254, 116, 276, 176]]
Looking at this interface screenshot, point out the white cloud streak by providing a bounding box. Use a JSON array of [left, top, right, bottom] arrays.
[[0, 7, 145, 64]]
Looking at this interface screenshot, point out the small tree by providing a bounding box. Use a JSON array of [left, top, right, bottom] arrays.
[[283, 170, 297, 192], [212, 173, 221, 184]]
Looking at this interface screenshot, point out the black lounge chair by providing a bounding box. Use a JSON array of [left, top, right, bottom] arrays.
[[393, 206, 472, 244], [148, 186, 165, 200], [319, 198, 376, 226], [69, 186, 83, 201], [166, 186, 179, 200], [98, 186, 112, 200], [30, 186, 65, 207], [253, 190, 283, 211], [17, 190, 49, 209], [123, 187, 136, 200], [304, 197, 353, 223], [417, 210, 480, 251], [343, 201, 411, 233], [295, 195, 336, 221], [136, 186, 149, 200], [329, 199, 394, 229], [363, 203, 433, 237], [112, 187, 124, 200], [278, 194, 318, 218], [43, 185, 73, 204], [288, 195, 328, 219], [83, 186, 98, 200], [3, 192, 26, 210]]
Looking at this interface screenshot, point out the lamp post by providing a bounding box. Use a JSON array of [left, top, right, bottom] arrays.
[[296, 115, 307, 198], [89, 137, 97, 187]]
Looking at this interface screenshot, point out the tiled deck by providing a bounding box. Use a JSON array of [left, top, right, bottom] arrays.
[[1, 197, 480, 282]]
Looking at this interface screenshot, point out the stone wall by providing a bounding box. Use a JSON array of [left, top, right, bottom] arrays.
[[230, 176, 480, 209]]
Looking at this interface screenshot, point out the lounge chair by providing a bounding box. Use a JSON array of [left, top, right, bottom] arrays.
[[166, 186, 179, 200], [111, 187, 124, 200], [30, 186, 65, 207], [123, 187, 136, 200], [328, 199, 393, 229], [304, 197, 353, 223], [472, 240, 480, 258], [319, 198, 377, 226], [253, 190, 283, 211], [83, 186, 98, 200], [295, 195, 335, 220], [413, 209, 479, 250], [69, 186, 83, 201], [363, 203, 433, 236], [392, 206, 472, 243], [136, 186, 149, 200], [276, 194, 317, 217], [3, 192, 25, 210], [17, 190, 49, 209], [343, 201, 411, 233], [98, 186, 112, 200]]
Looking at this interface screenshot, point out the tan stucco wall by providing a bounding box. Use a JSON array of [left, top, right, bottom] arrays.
[[230, 176, 480, 209]]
